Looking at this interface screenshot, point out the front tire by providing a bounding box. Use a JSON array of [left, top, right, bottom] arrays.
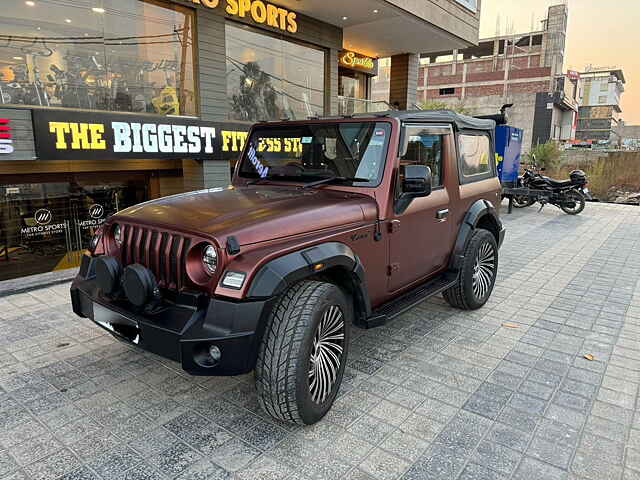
[[443, 229, 498, 310], [559, 190, 586, 215], [255, 280, 351, 425]]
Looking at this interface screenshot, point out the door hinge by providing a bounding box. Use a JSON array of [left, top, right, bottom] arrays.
[[387, 263, 400, 276], [388, 220, 401, 234]]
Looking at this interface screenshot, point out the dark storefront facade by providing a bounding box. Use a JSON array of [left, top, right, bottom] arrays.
[[1, 0, 481, 280]]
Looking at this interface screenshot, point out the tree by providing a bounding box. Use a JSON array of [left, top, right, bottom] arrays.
[[526, 141, 562, 170], [420, 100, 471, 115]]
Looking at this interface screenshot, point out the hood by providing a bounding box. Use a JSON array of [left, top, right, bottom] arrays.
[[113, 186, 378, 245]]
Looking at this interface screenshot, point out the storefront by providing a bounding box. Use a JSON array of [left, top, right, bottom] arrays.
[[1, 0, 481, 280], [338, 50, 379, 115], [0, 106, 248, 281]]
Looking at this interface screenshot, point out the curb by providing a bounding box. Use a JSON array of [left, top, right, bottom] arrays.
[[0, 268, 78, 298]]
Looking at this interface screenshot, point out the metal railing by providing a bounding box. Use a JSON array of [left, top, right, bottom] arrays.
[[337, 96, 391, 115]]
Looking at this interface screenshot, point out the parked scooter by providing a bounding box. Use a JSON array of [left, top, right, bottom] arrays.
[[512, 165, 591, 215]]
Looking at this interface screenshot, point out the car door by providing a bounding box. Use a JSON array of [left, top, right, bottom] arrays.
[[388, 124, 455, 293]]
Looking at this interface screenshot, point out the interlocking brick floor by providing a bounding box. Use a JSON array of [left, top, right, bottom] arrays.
[[1, 201, 640, 479]]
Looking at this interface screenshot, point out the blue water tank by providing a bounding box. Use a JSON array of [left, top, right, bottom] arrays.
[[496, 126, 523, 186]]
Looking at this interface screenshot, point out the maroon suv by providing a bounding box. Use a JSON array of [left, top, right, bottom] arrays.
[[71, 110, 505, 424]]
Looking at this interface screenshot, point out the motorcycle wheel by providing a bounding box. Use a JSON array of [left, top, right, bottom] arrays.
[[511, 195, 536, 208], [559, 190, 586, 215]]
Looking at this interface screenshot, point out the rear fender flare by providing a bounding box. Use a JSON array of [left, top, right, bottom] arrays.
[[449, 199, 501, 271]]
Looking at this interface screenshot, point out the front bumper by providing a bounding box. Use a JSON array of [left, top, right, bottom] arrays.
[[70, 255, 273, 376]]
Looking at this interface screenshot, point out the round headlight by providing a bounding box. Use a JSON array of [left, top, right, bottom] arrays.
[[202, 245, 218, 275], [113, 224, 122, 247]]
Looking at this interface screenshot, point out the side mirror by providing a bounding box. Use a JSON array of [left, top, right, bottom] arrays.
[[403, 165, 432, 197], [395, 165, 432, 214]]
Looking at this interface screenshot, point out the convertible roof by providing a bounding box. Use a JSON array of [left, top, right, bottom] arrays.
[[384, 110, 496, 132]]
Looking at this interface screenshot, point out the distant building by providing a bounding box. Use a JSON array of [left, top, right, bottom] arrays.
[[411, 4, 574, 152], [576, 68, 626, 146], [621, 124, 640, 150]]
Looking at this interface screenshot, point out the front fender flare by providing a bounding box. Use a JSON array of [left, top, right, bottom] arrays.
[[247, 242, 366, 302]]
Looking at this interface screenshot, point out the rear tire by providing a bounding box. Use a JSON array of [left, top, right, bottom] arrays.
[[443, 229, 498, 310], [559, 190, 586, 215], [255, 280, 351, 425]]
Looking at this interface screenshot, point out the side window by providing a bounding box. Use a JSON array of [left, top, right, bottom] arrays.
[[458, 133, 492, 179], [400, 126, 446, 188]]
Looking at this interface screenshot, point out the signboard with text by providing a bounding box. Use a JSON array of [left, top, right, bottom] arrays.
[[32, 110, 250, 161], [339, 50, 379, 76]]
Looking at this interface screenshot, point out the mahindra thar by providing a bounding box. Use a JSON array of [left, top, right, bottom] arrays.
[[71, 110, 505, 424]]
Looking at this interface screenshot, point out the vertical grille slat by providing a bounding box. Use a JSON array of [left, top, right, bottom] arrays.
[[151, 231, 160, 279], [139, 229, 148, 266], [126, 225, 135, 266], [120, 223, 190, 291], [134, 228, 143, 264], [174, 237, 185, 290], [181, 238, 191, 290], [165, 234, 174, 287], [159, 233, 169, 286]]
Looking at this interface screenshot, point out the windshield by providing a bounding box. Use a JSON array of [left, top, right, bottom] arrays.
[[238, 122, 392, 187]]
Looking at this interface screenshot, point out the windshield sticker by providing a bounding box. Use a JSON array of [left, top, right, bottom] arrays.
[[301, 136, 313, 144], [247, 144, 270, 178], [375, 129, 386, 136]]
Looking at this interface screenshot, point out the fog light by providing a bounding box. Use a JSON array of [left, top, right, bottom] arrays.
[[209, 345, 222, 362]]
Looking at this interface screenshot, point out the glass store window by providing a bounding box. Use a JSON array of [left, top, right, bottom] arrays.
[[225, 22, 325, 122], [0, 176, 147, 281], [0, 0, 196, 115]]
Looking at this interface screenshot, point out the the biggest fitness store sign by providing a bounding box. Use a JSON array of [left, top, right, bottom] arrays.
[[32, 110, 249, 161]]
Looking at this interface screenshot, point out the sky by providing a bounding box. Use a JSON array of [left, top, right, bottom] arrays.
[[479, 0, 639, 124]]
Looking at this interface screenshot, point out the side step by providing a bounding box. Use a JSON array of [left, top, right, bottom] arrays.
[[361, 273, 458, 329]]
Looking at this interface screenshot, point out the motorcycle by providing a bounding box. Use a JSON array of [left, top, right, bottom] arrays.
[[512, 166, 591, 215]]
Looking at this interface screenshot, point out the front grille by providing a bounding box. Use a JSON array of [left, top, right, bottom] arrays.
[[119, 224, 191, 290]]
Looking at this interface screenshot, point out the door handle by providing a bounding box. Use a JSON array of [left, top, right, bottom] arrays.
[[436, 209, 449, 220]]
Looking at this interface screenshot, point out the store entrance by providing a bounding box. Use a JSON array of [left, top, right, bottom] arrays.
[[338, 68, 370, 115], [0, 172, 149, 281]]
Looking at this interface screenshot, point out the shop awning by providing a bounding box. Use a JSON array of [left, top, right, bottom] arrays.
[[271, 0, 479, 57]]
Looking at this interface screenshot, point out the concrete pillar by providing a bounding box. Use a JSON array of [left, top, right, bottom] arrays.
[[193, 7, 230, 189], [325, 48, 340, 116], [389, 53, 420, 110], [452, 49, 458, 75]]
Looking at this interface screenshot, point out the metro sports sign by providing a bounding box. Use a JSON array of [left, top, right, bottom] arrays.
[[32, 110, 249, 161]]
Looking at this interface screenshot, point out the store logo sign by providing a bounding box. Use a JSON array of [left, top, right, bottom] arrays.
[[190, 0, 297, 33], [339, 51, 378, 75], [22, 208, 67, 237], [0, 118, 13, 154], [35, 208, 52, 226], [89, 204, 104, 219]]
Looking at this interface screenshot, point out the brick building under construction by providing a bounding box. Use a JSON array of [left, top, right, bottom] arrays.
[[416, 4, 578, 153]]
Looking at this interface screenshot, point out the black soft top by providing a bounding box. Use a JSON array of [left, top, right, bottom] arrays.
[[384, 110, 496, 133]]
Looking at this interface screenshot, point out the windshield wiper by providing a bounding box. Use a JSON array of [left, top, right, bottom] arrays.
[[301, 176, 370, 189], [246, 174, 287, 186]]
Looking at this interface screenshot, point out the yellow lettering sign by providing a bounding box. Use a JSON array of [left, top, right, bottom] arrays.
[[49, 122, 71, 149], [191, 0, 297, 33], [48, 122, 107, 151], [221, 130, 248, 152], [340, 51, 375, 71]]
